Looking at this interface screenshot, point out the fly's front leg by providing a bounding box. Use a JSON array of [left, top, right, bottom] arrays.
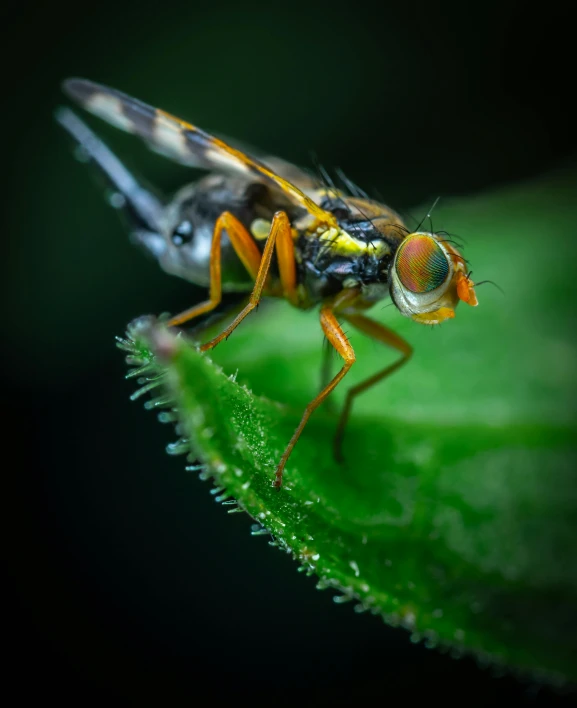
[[333, 314, 412, 463], [201, 210, 295, 351]]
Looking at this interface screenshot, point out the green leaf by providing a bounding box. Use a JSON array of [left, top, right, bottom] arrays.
[[120, 168, 577, 685]]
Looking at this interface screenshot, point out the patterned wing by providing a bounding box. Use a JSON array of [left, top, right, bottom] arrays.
[[63, 78, 334, 224]]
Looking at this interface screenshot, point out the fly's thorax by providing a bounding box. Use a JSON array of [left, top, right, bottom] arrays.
[[312, 190, 404, 222], [295, 198, 409, 304], [389, 231, 478, 325], [313, 195, 407, 261]]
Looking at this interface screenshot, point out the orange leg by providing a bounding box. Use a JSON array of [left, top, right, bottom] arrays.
[[167, 211, 262, 328], [186, 295, 250, 338], [273, 302, 356, 488], [319, 338, 337, 413], [273, 211, 299, 306], [200, 210, 296, 351], [333, 314, 412, 463]]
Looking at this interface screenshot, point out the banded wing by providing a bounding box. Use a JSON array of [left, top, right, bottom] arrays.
[[63, 78, 334, 225]]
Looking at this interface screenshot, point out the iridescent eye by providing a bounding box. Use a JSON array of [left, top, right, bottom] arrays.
[[395, 234, 449, 293]]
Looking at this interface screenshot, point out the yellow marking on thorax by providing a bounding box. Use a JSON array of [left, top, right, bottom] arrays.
[[316, 226, 390, 258]]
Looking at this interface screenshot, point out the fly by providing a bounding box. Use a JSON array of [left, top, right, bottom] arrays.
[[57, 78, 478, 487]]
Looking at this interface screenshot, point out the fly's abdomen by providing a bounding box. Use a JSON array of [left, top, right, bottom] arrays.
[[160, 175, 277, 291]]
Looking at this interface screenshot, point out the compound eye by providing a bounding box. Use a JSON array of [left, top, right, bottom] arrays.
[[395, 234, 449, 293], [171, 220, 193, 246]]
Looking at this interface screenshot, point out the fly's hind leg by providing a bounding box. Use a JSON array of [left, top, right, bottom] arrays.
[[319, 337, 338, 414], [186, 295, 251, 340], [273, 295, 357, 488], [333, 314, 412, 463]]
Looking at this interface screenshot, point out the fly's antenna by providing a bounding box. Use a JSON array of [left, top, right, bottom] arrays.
[[55, 107, 165, 234], [474, 279, 505, 295], [415, 196, 441, 232]]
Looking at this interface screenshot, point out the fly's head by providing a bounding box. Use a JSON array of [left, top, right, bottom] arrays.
[[389, 232, 478, 325]]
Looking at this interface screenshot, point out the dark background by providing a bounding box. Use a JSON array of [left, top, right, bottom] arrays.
[[4, 0, 576, 703]]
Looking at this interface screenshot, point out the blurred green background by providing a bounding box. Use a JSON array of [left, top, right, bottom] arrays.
[[5, 0, 576, 703]]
